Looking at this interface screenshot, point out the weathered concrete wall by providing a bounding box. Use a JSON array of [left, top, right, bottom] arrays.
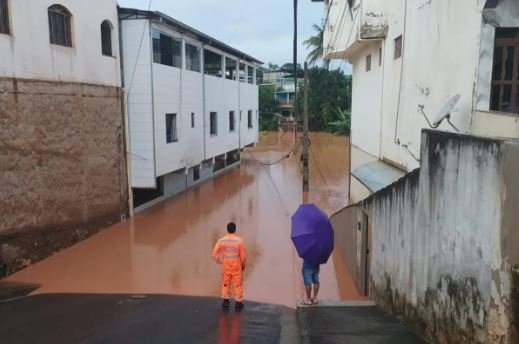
[[0, 77, 128, 276], [331, 205, 362, 290], [363, 130, 518, 343]]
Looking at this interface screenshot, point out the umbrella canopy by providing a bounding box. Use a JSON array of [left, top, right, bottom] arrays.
[[291, 204, 334, 267]]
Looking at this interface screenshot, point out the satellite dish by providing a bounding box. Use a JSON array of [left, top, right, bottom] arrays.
[[432, 94, 460, 127], [418, 94, 461, 132]]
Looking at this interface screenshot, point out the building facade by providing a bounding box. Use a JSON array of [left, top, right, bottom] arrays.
[[0, 0, 128, 275], [119, 8, 260, 208], [262, 71, 297, 116], [321, 0, 519, 202]]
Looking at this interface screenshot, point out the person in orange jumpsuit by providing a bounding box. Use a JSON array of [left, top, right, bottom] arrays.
[[212, 222, 247, 309]]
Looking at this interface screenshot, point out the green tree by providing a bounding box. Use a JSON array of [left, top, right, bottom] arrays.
[[259, 84, 279, 131], [296, 67, 352, 135], [303, 21, 329, 69]]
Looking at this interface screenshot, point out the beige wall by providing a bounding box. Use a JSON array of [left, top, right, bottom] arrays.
[[0, 77, 128, 276], [471, 111, 519, 139]]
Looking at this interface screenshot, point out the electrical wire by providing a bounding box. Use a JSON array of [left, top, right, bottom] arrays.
[[126, 0, 153, 101]]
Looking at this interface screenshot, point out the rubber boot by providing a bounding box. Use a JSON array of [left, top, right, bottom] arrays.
[[222, 299, 230, 309]]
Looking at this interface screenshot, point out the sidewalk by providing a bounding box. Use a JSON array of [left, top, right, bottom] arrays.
[[298, 301, 427, 344]]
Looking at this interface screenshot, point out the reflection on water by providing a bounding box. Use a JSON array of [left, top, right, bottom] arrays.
[[6, 132, 364, 307], [216, 311, 242, 344]]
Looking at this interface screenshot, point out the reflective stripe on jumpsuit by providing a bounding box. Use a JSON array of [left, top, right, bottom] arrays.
[[212, 234, 247, 302]]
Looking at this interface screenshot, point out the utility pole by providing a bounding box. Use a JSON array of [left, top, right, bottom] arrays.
[[293, 0, 298, 142], [302, 62, 309, 194]]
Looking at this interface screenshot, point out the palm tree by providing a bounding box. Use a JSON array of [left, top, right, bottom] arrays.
[[304, 21, 329, 69]]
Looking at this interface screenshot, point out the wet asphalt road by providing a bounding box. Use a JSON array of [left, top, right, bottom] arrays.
[[0, 294, 299, 344]]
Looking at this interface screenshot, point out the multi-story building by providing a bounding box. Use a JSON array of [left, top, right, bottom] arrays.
[[119, 8, 261, 208], [320, 0, 519, 202], [0, 0, 127, 275], [262, 71, 297, 116]]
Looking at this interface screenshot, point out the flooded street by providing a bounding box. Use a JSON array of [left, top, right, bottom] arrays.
[[5, 132, 363, 308]]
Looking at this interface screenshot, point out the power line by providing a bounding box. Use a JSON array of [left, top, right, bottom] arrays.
[[126, 0, 153, 100]]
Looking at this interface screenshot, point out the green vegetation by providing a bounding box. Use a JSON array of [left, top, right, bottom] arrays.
[[296, 67, 352, 135], [303, 21, 329, 69], [259, 84, 279, 131]]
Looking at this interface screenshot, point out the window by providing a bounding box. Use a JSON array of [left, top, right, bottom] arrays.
[[101, 20, 113, 56], [186, 43, 201, 72], [394, 35, 403, 60], [204, 50, 222, 77], [191, 113, 195, 128], [166, 114, 178, 143], [366, 54, 372, 71], [210, 112, 218, 135], [229, 111, 236, 132], [0, 0, 10, 35], [491, 29, 519, 114], [379, 47, 383, 66], [247, 110, 253, 129], [226, 58, 238, 80], [193, 166, 200, 181], [247, 66, 254, 84], [239, 63, 246, 82], [153, 30, 182, 68], [48, 5, 72, 47]]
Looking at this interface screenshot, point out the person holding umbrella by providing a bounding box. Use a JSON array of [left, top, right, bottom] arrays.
[[291, 204, 334, 306], [302, 259, 320, 305]]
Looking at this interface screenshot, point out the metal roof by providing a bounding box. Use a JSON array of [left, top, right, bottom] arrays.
[[118, 7, 263, 65], [352, 161, 406, 193]]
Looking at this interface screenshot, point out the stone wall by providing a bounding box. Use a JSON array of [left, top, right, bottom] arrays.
[[0, 77, 128, 276], [361, 130, 518, 343]]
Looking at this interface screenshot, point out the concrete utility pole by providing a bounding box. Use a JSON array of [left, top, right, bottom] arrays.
[[302, 62, 310, 193], [293, 0, 298, 142]]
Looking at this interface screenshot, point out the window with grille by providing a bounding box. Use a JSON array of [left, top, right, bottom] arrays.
[[166, 114, 178, 143], [101, 20, 113, 56], [48, 5, 72, 47], [491, 28, 519, 114], [153, 30, 182, 68], [0, 0, 9, 35]]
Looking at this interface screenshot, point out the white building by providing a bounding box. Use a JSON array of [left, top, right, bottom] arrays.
[[0, 0, 127, 274], [119, 8, 261, 207], [262, 70, 297, 116], [321, 0, 519, 202]]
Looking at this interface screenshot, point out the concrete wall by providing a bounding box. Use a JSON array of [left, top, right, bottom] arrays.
[[362, 130, 518, 343], [0, 78, 127, 276], [0, 0, 120, 86], [120, 19, 155, 188]]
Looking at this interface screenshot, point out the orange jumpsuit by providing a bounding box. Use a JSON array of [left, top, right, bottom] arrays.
[[212, 233, 247, 302]]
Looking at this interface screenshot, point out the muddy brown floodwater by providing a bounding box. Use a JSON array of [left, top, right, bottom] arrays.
[[6, 132, 365, 308]]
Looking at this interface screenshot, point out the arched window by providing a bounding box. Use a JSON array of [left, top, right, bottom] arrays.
[[48, 5, 72, 47], [101, 20, 113, 56]]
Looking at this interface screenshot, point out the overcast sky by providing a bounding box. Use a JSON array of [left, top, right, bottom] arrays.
[[117, 0, 345, 70]]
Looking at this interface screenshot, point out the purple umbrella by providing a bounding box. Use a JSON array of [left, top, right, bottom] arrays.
[[291, 204, 334, 267]]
